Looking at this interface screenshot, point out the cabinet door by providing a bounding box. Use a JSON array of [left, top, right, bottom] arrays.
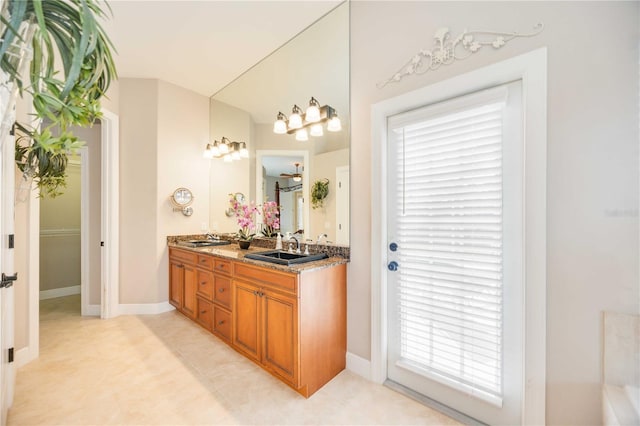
[[262, 290, 298, 385], [182, 264, 197, 318], [232, 280, 260, 361], [169, 260, 184, 309]]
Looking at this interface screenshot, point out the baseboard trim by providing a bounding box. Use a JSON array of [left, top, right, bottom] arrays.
[[118, 302, 175, 315], [83, 304, 101, 317], [346, 351, 371, 380], [14, 346, 37, 369], [39, 285, 80, 300]]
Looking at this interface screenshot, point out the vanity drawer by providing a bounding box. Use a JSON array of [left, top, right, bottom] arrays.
[[196, 270, 214, 300], [197, 255, 214, 270], [213, 306, 231, 342], [234, 262, 297, 295], [214, 259, 232, 276], [169, 248, 197, 265], [196, 297, 213, 331], [214, 276, 231, 309]]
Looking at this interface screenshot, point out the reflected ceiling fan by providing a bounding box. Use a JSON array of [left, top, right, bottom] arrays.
[[280, 163, 302, 182]]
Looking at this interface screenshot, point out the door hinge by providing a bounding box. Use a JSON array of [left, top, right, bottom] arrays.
[[8, 347, 13, 363], [8, 234, 14, 249], [1, 272, 18, 288]]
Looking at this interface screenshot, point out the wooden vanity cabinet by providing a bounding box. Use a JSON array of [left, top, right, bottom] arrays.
[[232, 261, 346, 397], [169, 248, 197, 319], [169, 246, 347, 398]]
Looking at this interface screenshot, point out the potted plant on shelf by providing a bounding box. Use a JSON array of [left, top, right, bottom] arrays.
[[1, 0, 117, 197], [261, 200, 280, 238], [228, 193, 259, 249]]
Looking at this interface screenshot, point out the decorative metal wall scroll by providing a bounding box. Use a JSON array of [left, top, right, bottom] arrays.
[[377, 23, 544, 89]]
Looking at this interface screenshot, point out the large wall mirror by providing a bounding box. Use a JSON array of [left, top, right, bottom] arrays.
[[209, 2, 349, 245]]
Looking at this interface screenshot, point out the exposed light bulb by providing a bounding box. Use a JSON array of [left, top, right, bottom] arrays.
[[310, 123, 323, 137], [273, 112, 287, 134], [288, 105, 303, 129], [327, 115, 342, 132], [305, 97, 321, 123], [295, 128, 308, 141]]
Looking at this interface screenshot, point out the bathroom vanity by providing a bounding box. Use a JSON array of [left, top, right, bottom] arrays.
[[168, 242, 348, 397]]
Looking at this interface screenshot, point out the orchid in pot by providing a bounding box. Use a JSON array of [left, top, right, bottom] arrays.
[[261, 201, 280, 238], [229, 193, 259, 249]]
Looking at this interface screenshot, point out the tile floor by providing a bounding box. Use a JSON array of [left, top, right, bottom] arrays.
[[8, 295, 459, 425]]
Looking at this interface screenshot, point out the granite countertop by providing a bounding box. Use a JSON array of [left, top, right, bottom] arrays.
[[168, 242, 348, 274]]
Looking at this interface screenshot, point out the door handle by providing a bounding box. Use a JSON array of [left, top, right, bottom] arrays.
[[1, 272, 17, 288], [387, 261, 399, 272]]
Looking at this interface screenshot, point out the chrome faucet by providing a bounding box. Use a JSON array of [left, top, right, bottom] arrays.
[[316, 233, 328, 244], [206, 232, 219, 240], [288, 236, 301, 254]]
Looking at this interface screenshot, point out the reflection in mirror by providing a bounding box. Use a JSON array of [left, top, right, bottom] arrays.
[[208, 2, 349, 245]]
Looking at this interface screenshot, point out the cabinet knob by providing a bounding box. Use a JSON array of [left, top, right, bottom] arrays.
[[218, 320, 225, 325], [218, 288, 225, 293], [201, 281, 206, 285], [200, 310, 207, 314]]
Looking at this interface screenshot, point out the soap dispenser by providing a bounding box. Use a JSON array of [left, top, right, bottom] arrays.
[[275, 233, 283, 250]]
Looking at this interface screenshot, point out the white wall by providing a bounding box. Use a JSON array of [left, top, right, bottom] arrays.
[[39, 164, 81, 292], [310, 148, 348, 242], [156, 80, 211, 301], [350, 2, 639, 424], [120, 78, 211, 304]]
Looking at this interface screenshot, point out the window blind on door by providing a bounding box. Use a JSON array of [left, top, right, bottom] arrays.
[[389, 92, 507, 406]]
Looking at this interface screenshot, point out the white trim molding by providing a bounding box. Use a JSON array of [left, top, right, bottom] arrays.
[[100, 109, 119, 319], [118, 302, 175, 316], [346, 352, 372, 380], [371, 48, 547, 425], [39, 285, 80, 301]]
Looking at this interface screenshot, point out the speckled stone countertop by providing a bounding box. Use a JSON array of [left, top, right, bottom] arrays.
[[167, 237, 349, 274]]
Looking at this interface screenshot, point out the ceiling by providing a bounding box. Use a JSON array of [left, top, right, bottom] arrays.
[[262, 156, 304, 178], [102, 1, 342, 97]]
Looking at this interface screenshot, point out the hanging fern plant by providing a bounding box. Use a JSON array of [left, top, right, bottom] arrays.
[[1, 0, 117, 197], [311, 178, 329, 210]]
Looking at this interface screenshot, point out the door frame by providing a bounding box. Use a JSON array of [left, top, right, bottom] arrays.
[[370, 48, 547, 425]]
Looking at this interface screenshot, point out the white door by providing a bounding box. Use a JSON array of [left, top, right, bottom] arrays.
[[335, 166, 349, 245], [386, 83, 523, 425], [0, 114, 16, 424]]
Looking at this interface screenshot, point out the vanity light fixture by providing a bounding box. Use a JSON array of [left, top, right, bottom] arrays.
[[295, 128, 309, 141], [204, 137, 249, 162], [272, 97, 342, 139]]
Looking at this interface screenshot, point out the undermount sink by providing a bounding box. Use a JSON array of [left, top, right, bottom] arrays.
[[177, 239, 231, 248], [244, 250, 328, 266]]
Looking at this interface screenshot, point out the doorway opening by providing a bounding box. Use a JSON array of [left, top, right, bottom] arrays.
[[38, 123, 102, 317]]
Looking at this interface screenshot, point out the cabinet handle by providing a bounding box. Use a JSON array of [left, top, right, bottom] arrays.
[[201, 281, 207, 286], [218, 320, 225, 325], [200, 310, 207, 314], [218, 288, 225, 293], [253, 290, 258, 295]]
